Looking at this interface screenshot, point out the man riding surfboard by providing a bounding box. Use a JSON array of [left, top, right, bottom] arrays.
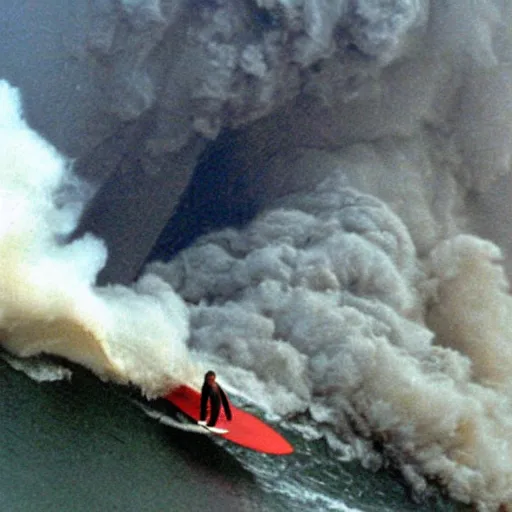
[[198, 370, 232, 427]]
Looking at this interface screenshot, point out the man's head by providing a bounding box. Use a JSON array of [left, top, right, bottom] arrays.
[[205, 370, 216, 385]]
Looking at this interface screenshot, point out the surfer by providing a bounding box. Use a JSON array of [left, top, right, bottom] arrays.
[[199, 370, 232, 427]]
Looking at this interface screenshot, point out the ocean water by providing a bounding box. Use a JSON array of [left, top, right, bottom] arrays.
[[0, 356, 462, 512], [2, 1, 512, 511]]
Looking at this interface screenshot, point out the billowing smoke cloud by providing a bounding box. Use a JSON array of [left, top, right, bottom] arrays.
[[145, 1, 512, 508], [0, 81, 195, 396], [148, 174, 512, 509]]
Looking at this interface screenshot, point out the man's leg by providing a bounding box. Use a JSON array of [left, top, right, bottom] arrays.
[[207, 400, 220, 426]]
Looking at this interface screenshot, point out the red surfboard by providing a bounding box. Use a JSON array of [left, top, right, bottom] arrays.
[[164, 385, 294, 455]]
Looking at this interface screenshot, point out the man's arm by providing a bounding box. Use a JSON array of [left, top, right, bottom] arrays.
[[200, 385, 209, 421], [218, 386, 232, 421]]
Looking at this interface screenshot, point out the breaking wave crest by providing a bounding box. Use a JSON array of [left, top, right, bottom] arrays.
[[0, 81, 195, 397]]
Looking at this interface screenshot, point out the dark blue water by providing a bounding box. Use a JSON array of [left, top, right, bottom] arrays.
[[0, 357, 467, 512]]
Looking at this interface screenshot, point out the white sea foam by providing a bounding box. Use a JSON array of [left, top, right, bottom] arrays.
[[1, 352, 72, 382], [244, 453, 364, 512], [0, 81, 195, 397]]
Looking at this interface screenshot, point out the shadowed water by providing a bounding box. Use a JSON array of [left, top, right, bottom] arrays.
[[1, 357, 467, 511]]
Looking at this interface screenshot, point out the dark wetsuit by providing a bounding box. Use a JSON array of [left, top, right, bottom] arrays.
[[200, 383, 232, 426]]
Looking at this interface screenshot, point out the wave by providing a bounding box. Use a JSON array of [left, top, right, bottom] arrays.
[[3, 0, 512, 510], [0, 81, 195, 397], [3, 75, 512, 508]]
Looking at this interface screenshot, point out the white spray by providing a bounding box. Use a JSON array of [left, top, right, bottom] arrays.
[[0, 81, 195, 397]]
